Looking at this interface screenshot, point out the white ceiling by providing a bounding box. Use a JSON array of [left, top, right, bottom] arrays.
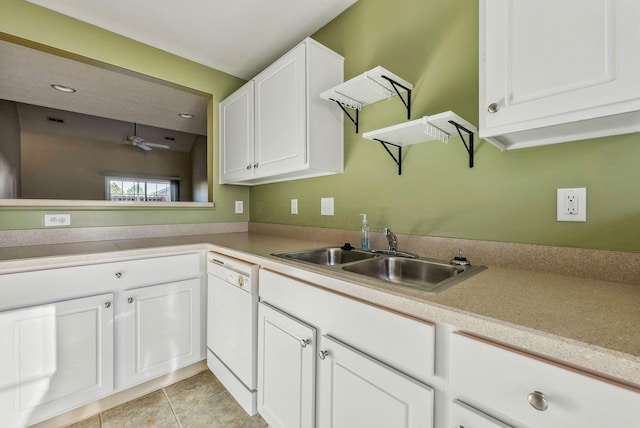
[[26, 0, 358, 79]]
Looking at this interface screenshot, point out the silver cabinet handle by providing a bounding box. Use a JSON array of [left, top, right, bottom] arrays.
[[455, 426, 465, 428], [253, 163, 259, 169], [115, 272, 122, 278], [246, 164, 251, 170], [528, 390, 548, 411], [487, 102, 500, 113], [104, 301, 111, 308], [300, 339, 311, 348], [318, 350, 329, 360], [127, 297, 134, 304]]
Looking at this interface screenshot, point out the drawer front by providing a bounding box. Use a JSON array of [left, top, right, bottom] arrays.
[[0, 252, 203, 311], [451, 400, 512, 428], [259, 269, 435, 383], [450, 332, 640, 428]]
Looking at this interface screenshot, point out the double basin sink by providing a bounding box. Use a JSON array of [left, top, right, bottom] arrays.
[[272, 247, 486, 294]]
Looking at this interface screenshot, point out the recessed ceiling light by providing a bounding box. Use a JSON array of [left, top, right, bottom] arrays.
[[51, 84, 76, 93], [179, 113, 194, 119]]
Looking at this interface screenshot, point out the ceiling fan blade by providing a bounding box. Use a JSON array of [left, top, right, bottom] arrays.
[[143, 143, 170, 149], [134, 142, 152, 151]]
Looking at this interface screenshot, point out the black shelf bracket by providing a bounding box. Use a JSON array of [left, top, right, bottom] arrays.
[[380, 75, 412, 120], [330, 99, 360, 133], [374, 138, 403, 175], [449, 120, 475, 168]]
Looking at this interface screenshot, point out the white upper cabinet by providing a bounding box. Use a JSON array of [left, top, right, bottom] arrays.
[[219, 38, 344, 185], [480, 0, 640, 150], [254, 44, 308, 178], [219, 81, 254, 183]]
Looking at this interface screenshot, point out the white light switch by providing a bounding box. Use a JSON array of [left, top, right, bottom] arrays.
[[235, 200, 244, 214], [291, 199, 298, 215], [321, 197, 334, 216], [557, 188, 586, 222]]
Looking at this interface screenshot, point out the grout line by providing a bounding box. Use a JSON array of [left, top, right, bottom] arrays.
[[162, 388, 183, 428]]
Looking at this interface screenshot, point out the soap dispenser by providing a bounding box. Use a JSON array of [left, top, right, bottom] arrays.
[[360, 214, 370, 251]]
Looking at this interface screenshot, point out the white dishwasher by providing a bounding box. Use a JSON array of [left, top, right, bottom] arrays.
[[207, 252, 259, 415]]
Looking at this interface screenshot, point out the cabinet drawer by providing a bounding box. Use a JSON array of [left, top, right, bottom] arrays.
[[450, 332, 640, 427], [259, 269, 435, 383], [0, 252, 203, 311], [451, 400, 512, 428]]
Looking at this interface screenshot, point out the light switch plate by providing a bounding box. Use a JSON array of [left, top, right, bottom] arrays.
[[291, 199, 298, 215], [557, 188, 586, 222], [235, 200, 243, 214], [320, 197, 334, 216]]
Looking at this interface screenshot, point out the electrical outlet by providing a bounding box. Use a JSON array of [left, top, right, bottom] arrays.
[[557, 188, 586, 222], [44, 214, 71, 227], [235, 200, 243, 214], [320, 197, 334, 216], [291, 199, 298, 215]]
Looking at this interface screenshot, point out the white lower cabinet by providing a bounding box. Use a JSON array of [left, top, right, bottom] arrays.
[[257, 270, 436, 428], [316, 335, 434, 428], [257, 302, 316, 428], [0, 293, 114, 428], [450, 332, 640, 427], [122, 278, 201, 387], [0, 252, 204, 427]]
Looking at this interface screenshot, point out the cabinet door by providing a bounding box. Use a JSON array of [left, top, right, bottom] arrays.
[[450, 400, 513, 428], [481, 0, 640, 139], [123, 278, 201, 387], [316, 335, 434, 428], [254, 43, 307, 177], [220, 81, 255, 183], [0, 294, 114, 427], [257, 302, 315, 428]]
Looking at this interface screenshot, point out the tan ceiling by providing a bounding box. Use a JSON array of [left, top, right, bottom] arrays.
[[0, 40, 208, 136]]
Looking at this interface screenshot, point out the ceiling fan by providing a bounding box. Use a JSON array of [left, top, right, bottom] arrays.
[[123, 123, 170, 151]]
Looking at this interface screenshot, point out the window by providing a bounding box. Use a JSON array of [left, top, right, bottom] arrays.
[[106, 177, 178, 202]]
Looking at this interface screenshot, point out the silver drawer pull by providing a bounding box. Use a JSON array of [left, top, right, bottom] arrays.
[[300, 339, 311, 348], [127, 297, 134, 304], [104, 301, 111, 309], [115, 272, 122, 278], [487, 102, 500, 113], [528, 390, 548, 411], [318, 350, 329, 360]]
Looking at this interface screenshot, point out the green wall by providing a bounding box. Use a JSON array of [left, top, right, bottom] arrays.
[[0, 0, 249, 229], [250, 0, 640, 252]]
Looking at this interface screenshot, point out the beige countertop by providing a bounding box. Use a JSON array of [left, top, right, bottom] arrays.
[[1, 232, 638, 388]]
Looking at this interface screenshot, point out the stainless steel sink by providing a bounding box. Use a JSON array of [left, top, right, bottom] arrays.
[[341, 256, 486, 293], [273, 247, 379, 266], [273, 247, 486, 294]]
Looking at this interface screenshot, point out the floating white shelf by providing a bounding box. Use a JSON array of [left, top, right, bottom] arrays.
[[362, 111, 477, 173], [320, 66, 413, 133], [362, 112, 477, 146]]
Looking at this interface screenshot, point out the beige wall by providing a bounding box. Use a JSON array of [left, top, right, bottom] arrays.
[[21, 131, 192, 201], [191, 135, 208, 202], [0, 99, 21, 198]]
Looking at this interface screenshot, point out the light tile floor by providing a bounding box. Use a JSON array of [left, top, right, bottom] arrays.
[[66, 370, 268, 428]]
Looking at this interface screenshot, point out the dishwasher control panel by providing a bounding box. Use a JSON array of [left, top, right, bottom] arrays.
[[207, 252, 258, 294]]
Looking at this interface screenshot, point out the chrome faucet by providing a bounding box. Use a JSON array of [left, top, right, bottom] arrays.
[[383, 228, 398, 252]]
